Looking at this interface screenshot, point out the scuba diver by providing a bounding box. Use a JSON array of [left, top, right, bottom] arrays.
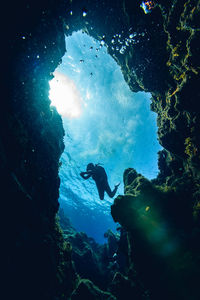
[[80, 163, 120, 200]]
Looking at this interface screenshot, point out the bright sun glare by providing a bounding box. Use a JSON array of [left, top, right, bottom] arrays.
[[49, 71, 82, 118]]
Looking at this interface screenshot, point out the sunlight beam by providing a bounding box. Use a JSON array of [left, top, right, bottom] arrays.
[[49, 71, 82, 118]]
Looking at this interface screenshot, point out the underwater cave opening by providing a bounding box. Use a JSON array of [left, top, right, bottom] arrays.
[[49, 30, 162, 244]]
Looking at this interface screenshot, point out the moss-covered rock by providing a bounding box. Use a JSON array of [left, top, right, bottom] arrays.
[[59, 209, 126, 291], [111, 168, 200, 300], [109, 271, 150, 300], [71, 279, 116, 300]]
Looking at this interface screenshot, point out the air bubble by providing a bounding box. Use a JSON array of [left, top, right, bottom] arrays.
[[120, 46, 126, 54], [83, 11, 87, 17]]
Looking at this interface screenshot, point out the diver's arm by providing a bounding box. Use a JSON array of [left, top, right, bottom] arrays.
[[80, 171, 92, 180]]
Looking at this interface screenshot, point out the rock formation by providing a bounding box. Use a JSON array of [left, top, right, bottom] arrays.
[[2, 0, 200, 299], [59, 208, 148, 299], [111, 168, 199, 299]]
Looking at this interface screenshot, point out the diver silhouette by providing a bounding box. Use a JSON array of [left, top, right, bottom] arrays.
[[80, 163, 120, 200]]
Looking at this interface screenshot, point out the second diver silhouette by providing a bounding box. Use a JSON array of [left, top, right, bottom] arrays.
[[80, 163, 120, 200]]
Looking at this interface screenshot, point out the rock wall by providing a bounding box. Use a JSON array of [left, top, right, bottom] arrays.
[[2, 1, 72, 299], [59, 208, 147, 300], [111, 168, 199, 299], [1, 0, 200, 299]]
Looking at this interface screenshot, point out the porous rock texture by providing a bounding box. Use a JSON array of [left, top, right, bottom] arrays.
[[59, 209, 122, 290], [111, 168, 199, 299], [59, 209, 147, 300], [1, 0, 200, 299]]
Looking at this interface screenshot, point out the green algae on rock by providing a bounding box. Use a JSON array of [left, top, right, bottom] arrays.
[[71, 279, 116, 300], [111, 167, 200, 300]]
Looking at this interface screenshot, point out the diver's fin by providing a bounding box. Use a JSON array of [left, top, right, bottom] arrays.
[[115, 182, 121, 188]]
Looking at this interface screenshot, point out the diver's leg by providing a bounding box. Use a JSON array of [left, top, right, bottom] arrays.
[[105, 182, 118, 198], [96, 183, 105, 200]]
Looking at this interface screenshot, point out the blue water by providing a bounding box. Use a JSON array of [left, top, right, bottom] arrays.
[[50, 31, 162, 244]]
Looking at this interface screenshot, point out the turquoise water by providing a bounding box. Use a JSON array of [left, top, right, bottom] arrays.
[[49, 31, 162, 243]]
